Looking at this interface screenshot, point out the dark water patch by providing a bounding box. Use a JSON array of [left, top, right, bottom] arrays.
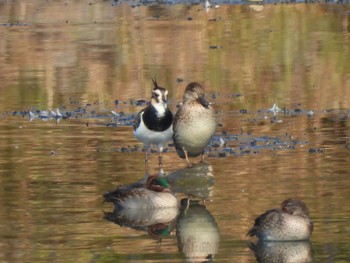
[[207, 130, 310, 157], [308, 147, 325, 154], [3, 102, 349, 158], [0, 22, 29, 27], [129, 99, 149, 107]]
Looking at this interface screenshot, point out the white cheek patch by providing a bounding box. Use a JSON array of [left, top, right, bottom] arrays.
[[152, 89, 168, 117], [153, 102, 166, 117], [154, 89, 162, 99]]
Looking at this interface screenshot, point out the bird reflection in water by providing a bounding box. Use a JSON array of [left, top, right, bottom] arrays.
[[176, 198, 220, 262], [248, 240, 313, 263], [102, 162, 218, 250], [166, 162, 220, 261], [103, 174, 179, 241], [103, 208, 178, 241], [165, 162, 215, 201]]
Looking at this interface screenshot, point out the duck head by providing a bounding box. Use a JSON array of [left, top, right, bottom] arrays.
[[281, 198, 310, 217], [183, 82, 210, 108], [146, 176, 171, 193]]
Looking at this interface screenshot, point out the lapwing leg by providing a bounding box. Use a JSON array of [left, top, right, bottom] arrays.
[[183, 148, 192, 167], [143, 171, 150, 183], [158, 154, 163, 168], [158, 146, 163, 169], [156, 238, 162, 249], [144, 146, 150, 170], [158, 167, 165, 177], [157, 148, 165, 176]]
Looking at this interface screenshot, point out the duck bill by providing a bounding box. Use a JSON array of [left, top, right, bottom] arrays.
[[198, 95, 210, 108]]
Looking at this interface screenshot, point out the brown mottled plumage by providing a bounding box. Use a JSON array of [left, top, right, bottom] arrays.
[[247, 199, 313, 241], [173, 82, 216, 166]]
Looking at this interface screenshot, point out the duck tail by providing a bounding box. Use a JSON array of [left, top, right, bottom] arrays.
[[246, 227, 257, 237], [103, 190, 117, 203], [103, 185, 124, 203]]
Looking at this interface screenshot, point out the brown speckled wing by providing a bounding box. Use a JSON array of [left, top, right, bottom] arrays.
[[247, 208, 282, 237], [117, 188, 147, 201], [172, 106, 185, 139], [172, 105, 184, 134], [103, 185, 146, 203], [173, 102, 194, 128]]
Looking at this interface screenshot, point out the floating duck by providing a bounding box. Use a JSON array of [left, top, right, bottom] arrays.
[[103, 175, 178, 210], [247, 199, 313, 241]]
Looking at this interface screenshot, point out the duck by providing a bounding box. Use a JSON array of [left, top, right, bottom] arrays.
[[103, 175, 178, 210], [247, 199, 313, 241], [173, 82, 216, 166], [133, 79, 173, 168]]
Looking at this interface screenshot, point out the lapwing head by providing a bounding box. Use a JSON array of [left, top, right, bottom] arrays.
[[151, 78, 169, 107]]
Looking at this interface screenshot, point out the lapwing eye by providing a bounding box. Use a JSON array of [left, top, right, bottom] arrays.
[[153, 92, 159, 97]]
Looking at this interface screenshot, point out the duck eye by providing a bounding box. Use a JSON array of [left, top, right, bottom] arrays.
[[151, 181, 157, 186]]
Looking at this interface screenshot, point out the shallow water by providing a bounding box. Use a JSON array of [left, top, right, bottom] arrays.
[[0, 1, 350, 262]]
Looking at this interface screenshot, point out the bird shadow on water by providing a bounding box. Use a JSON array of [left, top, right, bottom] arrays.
[[102, 162, 220, 261]]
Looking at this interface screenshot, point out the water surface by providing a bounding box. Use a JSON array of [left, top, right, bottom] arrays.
[[0, 1, 350, 262]]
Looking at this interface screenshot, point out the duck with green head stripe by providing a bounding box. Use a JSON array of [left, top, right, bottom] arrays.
[[103, 176, 178, 210]]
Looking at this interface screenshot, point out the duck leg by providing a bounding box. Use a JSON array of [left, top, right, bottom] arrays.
[[183, 148, 192, 167], [200, 152, 205, 163], [184, 197, 191, 215]]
